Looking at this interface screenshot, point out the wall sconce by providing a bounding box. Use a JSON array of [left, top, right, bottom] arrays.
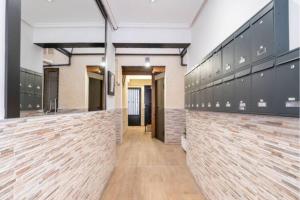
[[101, 57, 106, 67], [145, 57, 151, 68]]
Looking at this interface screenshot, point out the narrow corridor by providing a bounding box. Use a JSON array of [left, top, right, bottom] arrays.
[[101, 127, 205, 200]]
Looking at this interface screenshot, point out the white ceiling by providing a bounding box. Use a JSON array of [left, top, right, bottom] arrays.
[[21, 0, 105, 27], [104, 0, 205, 28]]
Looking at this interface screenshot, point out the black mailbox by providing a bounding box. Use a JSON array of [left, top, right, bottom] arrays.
[[251, 9, 274, 63], [234, 23, 251, 70], [251, 61, 275, 114], [212, 81, 224, 112], [275, 49, 300, 117], [235, 74, 251, 113]]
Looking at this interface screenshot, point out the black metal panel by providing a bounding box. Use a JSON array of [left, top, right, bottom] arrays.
[[195, 90, 201, 110], [251, 68, 275, 114], [275, 58, 299, 117], [206, 87, 214, 111], [212, 50, 222, 80], [212, 83, 224, 112], [25, 73, 35, 95], [20, 71, 26, 93], [223, 80, 236, 113], [191, 92, 197, 110], [234, 25, 251, 69], [222, 40, 235, 76], [113, 43, 190, 49], [34, 75, 43, 95], [206, 56, 214, 85], [235, 76, 252, 113], [200, 62, 208, 89], [35, 43, 105, 48], [5, 0, 21, 118], [195, 67, 201, 91], [251, 10, 275, 63], [199, 90, 206, 111]]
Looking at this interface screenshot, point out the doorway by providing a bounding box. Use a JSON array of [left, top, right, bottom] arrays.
[[155, 73, 165, 142], [88, 78, 103, 111], [43, 68, 59, 112], [128, 88, 141, 126]]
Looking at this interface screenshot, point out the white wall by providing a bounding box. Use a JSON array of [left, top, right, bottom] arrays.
[[0, 0, 5, 119], [33, 26, 105, 44], [112, 27, 191, 44], [58, 56, 103, 110], [188, 0, 300, 71], [289, 0, 300, 50], [106, 24, 116, 110], [21, 21, 43, 73]]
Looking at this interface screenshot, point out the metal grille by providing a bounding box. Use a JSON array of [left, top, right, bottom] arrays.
[[128, 88, 140, 115]]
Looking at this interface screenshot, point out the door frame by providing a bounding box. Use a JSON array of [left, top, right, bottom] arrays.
[[154, 73, 165, 142], [144, 85, 152, 126], [43, 68, 59, 112], [128, 87, 142, 126], [151, 68, 166, 138]]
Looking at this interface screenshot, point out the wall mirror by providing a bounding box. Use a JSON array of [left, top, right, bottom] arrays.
[[18, 0, 106, 118]]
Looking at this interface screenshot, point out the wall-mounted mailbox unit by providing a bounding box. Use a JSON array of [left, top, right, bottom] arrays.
[[184, 0, 296, 118], [20, 68, 43, 111]]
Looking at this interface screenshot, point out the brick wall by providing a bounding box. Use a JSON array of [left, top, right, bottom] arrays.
[[165, 108, 186, 144], [186, 111, 299, 200], [0, 110, 117, 200]]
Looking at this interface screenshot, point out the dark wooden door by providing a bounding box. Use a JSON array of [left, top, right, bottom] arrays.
[[144, 86, 152, 126], [155, 77, 165, 142], [89, 78, 103, 111], [128, 88, 141, 126], [43, 68, 59, 112]]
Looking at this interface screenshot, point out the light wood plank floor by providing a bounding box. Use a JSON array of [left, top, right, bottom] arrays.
[[101, 127, 205, 200]]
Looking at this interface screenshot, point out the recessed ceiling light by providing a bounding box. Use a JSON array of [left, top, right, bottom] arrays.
[[150, 0, 156, 3], [47, 0, 54, 3]]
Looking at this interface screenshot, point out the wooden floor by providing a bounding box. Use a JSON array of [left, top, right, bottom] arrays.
[[101, 127, 205, 200]]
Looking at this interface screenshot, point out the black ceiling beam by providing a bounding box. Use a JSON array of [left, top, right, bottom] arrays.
[[56, 48, 71, 57], [113, 43, 191, 49], [35, 43, 105, 48], [116, 53, 181, 56], [94, 0, 108, 19], [94, 0, 117, 30]]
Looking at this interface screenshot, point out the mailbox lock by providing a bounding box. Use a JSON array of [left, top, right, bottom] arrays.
[[239, 57, 246, 64], [260, 73, 264, 77], [291, 65, 295, 69], [225, 64, 231, 71]]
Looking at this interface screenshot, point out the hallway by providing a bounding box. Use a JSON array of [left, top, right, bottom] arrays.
[[101, 127, 205, 200]]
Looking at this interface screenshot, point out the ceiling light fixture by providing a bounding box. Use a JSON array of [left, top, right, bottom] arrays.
[[47, 0, 54, 2], [145, 57, 151, 68], [150, 0, 156, 3]]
